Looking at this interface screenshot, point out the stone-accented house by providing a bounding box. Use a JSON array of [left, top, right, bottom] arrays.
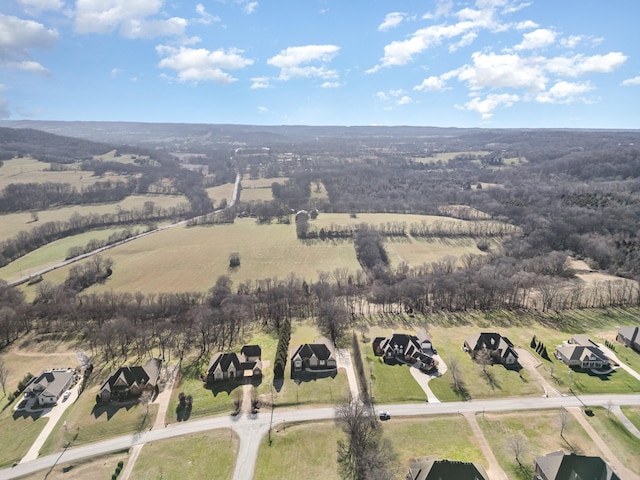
[[616, 326, 640, 352], [372, 333, 437, 373], [206, 345, 262, 383], [463, 332, 519, 365], [555, 335, 609, 369], [23, 369, 75, 407], [407, 458, 488, 480], [534, 451, 620, 480], [290, 344, 337, 375], [98, 358, 161, 403]]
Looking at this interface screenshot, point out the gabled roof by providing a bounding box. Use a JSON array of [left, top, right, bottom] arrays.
[[465, 332, 518, 359], [291, 343, 333, 361], [380, 333, 421, 353], [556, 344, 608, 364], [408, 458, 488, 480], [241, 345, 262, 359], [24, 369, 74, 400], [618, 326, 640, 343], [535, 451, 620, 480], [571, 334, 598, 347], [101, 358, 161, 393], [207, 353, 242, 374]]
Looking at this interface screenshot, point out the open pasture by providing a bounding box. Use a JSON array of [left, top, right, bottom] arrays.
[[22, 212, 512, 296], [238, 186, 273, 202], [411, 151, 491, 164], [0, 226, 147, 283], [0, 193, 188, 242], [94, 149, 153, 165], [206, 183, 235, 206], [0, 156, 131, 190]]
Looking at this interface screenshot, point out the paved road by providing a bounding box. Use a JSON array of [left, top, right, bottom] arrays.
[[4, 394, 640, 480]]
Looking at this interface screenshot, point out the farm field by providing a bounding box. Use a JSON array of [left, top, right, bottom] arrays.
[[411, 151, 491, 164], [238, 186, 273, 202], [206, 183, 235, 206], [0, 193, 188, 242]]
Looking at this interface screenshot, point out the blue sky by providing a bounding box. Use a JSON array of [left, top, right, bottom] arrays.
[[1, 0, 639, 127]]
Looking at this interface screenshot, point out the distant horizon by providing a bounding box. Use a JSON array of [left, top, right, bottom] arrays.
[[2, 0, 640, 129], [2, 119, 640, 132]]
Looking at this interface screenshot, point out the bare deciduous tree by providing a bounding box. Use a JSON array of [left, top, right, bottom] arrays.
[[508, 432, 528, 467], [0, 359, 8, 397], [559, 407, 569, 438]]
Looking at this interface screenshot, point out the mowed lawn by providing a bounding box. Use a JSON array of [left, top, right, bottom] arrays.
[[254, 421, 341, 480], [478, 410, 602, 480], [584, 407, 640, 474], [131, 430, 238, 480], [0, 193, 188, 242], [18, 451, 129, 480]]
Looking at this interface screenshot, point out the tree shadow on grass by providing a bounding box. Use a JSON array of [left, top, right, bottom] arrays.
[[91, 401, 137, 421]]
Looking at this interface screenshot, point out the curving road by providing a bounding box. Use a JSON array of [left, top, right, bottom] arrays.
[[3, 394, 640, 480], [6, 174, 241, 287]]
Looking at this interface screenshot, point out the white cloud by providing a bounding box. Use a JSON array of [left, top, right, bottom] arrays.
[[515, 20, 538, 30], [195, 4, 221, 25], [378, 12, 405, 32], [457, 51, 548, 92], [7, 60, 50, 75], [621, 76, 640, 86], [397, 95, 413, 105], [244, 2, 258, 14], [321, 81, 341, 88], [369, 0, 514, 72], [536, 81, 593, 103], [267, 45, 340, 81], [120, 17, 187, 39], [544, 52, 627, 77], [375, 91, 389, 101], [414, 75, 447, 92], [250, 76, 271, 89], [514, 28, 556, 50], [560, 35, 583, 49], [75, 0, 187, 38], [157, 45, 253, 84], [111, 67, 122, 78], [257, 106, 268, 113], [461, 93, 519, 118], [0, 14, 58, 60], [18, 0, 63, 12], [449, 32, 477, 52]]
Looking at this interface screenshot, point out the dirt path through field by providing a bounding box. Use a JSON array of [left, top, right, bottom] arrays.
[[567, 406, 640, 480], [463, 412, 508, 480]]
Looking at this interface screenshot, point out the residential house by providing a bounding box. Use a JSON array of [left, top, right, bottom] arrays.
[[290, 344, 337, 375], [534, 451, 620, 480], [616, 326, 640, 352], [372, 333, 437, 373], [464, 332, 519, 365], [98, 358, 162, 403], [206, 345, 262, 383], [407, 458, 488, 480], [23, 369, 75, 407], [555, 335, 609, 369]]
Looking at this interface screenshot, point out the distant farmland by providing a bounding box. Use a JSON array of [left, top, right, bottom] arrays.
[[21, 213, 498, 297]]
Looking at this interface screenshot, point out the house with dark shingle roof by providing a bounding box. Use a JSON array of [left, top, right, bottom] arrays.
[[290, 344, 337, 375], [534, 451, 620, 480], [98, 358, 161, 403], [617, 326, 640, 352], [206, 345, 262, 383], [23, 369, 75, 407], [407, 458, 488, 480], [372, 333, 437, 373], [464, 332, 518, 366], [555, 335, 609, 369]]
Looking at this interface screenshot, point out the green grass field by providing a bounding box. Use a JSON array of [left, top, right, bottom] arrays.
[[0, 226, 149, 283], [0, 408, 48, 468], [584, 407, 640, 473], [478, 410, 601, 480], [238, 187, 273, 202], [131, 430, 238, 480], [254, 421, 341, 480], [19, 451, 129, 480], [621, 406, 640, 429]]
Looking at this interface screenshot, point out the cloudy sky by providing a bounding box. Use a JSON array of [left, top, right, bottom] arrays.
[[1, 0, 639, 127]]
